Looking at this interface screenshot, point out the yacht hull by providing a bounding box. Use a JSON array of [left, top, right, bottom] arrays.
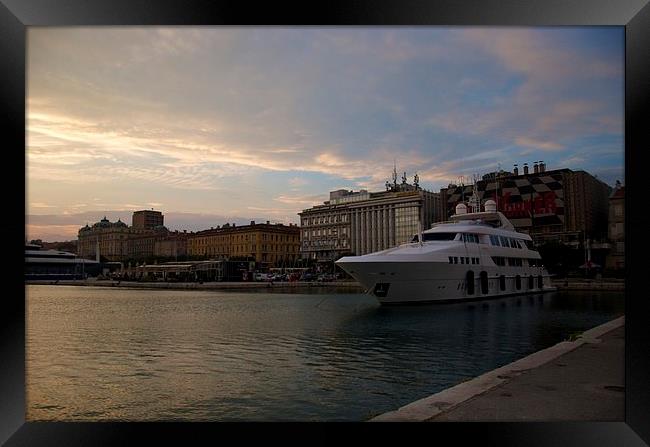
[[336, 259, 556, 305]]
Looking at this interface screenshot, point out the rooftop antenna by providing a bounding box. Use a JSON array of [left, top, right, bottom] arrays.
[[392, 159, 398, 189]]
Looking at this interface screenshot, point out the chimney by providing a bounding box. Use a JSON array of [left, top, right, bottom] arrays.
[[266, 220, 270, 224], [523, 163, 529, 175], [513, 164, 519, 176], [250, 220, 255, 226], [534, 162, 539, 174], [540, 161, 546, 172]]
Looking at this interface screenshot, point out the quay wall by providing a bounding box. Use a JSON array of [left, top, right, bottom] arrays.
[[551, 278, 625, 291], [26, 278, 623, 292], [25, 279, 366, 293]]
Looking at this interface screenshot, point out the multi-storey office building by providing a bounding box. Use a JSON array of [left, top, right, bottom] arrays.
[[186, 221, 300, 267], [132, 209, 164, 230], [439, 163, 612, 244], [299, 173, 441, 261]]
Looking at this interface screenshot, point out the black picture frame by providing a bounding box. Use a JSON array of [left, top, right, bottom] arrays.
[[3, 0, 649, 444]]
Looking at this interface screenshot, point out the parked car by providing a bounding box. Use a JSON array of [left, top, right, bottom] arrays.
[[254, 273, 271, 281]]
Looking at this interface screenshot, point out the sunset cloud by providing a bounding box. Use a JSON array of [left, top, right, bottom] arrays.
[[27, 27, 623, 241]]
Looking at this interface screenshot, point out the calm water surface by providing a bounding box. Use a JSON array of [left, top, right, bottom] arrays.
[[26, 285, 624, 421]]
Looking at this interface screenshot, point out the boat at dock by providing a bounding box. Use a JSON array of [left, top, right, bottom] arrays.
[[335, 199, 556, 304]]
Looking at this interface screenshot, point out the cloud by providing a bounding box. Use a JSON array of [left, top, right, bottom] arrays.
[[515, 137, 564, 151], [26, 28, 624, 218], [273, 194, 328, 206]]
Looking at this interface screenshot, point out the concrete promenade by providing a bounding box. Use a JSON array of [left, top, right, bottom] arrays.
[[372, 316, 624, 422]]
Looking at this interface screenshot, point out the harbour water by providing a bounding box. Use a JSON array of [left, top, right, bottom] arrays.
[[26, 285, 624, 421]]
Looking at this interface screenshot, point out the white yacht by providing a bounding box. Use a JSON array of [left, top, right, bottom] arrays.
[[335, 199, 556, 305]]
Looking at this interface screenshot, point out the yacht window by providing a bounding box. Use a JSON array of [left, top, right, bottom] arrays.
[[461, 257, 465, 264], [449, 256, 453, 264], [423, 232, 458, 241], [462, 233, 479, 244], [490, 235, 500, 246], [500, 236, 510, 247], [454, 257, 459, 264]]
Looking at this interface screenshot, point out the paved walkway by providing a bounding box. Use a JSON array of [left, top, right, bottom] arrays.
[[372, 316, 624, 422]]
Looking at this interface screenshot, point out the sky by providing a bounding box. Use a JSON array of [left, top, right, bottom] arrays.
[[26, 27, 624, 241]]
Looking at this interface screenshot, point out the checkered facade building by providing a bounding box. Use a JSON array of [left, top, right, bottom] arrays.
[[439, 168, 611, 243]]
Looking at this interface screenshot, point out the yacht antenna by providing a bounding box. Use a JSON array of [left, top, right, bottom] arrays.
[[470, 175, 481, 213], [496, 163, 500, 211], [460, 176, 465, 203]]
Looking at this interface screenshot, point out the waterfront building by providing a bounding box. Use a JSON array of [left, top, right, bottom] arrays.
[[439, 163, 611, 245], [77, 210, 170, 262], [135, 260, 225, 282], [186, 221, 300, 267], [132, 209, 164, 229], [132, 259, 253, 282], [127, 226, 169, 259], [77, 216, 132, 261], [299, 171, 441, 261], [25, 243, 100, 280], [605, 182, 625, 271], [154, 230, 189, 259]]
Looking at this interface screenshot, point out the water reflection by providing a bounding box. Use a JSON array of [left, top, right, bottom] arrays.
[[26, 285, 623, 421]]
